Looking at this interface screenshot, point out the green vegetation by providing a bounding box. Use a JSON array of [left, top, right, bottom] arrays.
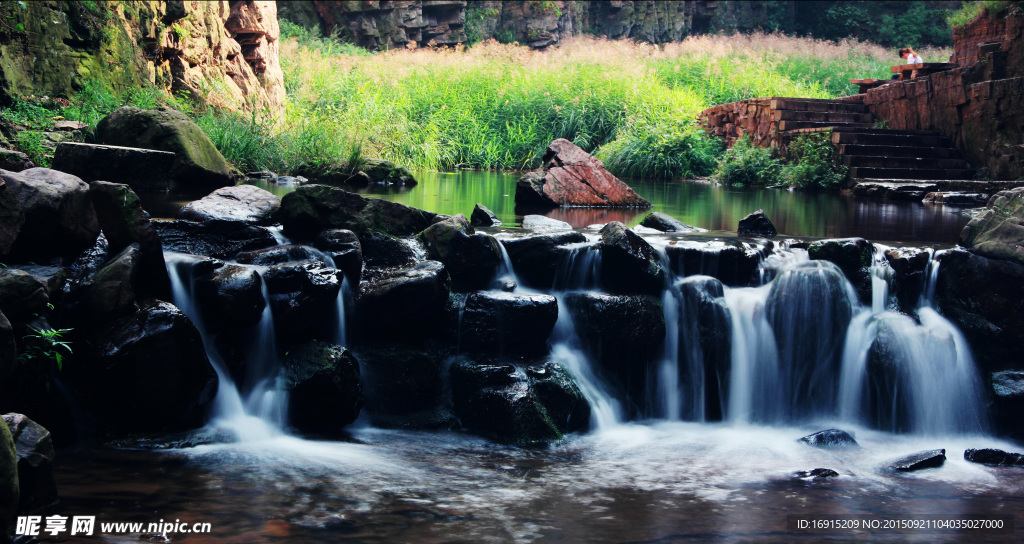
[[713, 137, 782, 186], [760, 1, 954, 47], [17, 326, 73, 393], [714, 132, 847, 190], [947, 1, 1024, 29]]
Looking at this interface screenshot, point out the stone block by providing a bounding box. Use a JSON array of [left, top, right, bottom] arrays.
[[52, 142, 176, 192]]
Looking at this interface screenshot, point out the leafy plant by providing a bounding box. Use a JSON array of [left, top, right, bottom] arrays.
[[15, 131, 51, 167], [713, 136, 783, 186], [19, 327, 73, 372], [781, 132, 848, 190]]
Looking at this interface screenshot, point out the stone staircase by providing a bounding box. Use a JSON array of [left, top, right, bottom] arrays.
[[772, 98, 874, 132]]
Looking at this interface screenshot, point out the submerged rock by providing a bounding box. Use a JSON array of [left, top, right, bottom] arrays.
[[470, 203, 501, 227], [178, 185, 281, 225], [793, 468, 840, 480], [522, 214, 573, 232], [598, 221, 664, 296], [888, 449, 946, 472], [737, 209, 776, 237], [356, 344, 449, 422], [1, 413, 57, 514], [235, 244, 326, 267], [964, 448, 1024, 466], [798, 429, 859, 449], [282, 342, 363, 435], [640, 212, 704, 233], [516, 139, 650, 208]]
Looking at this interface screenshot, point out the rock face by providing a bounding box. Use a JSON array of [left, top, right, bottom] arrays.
[[80, 300, 218, 433], [313, 229, 363, 286], [281, 342, 363, 435], [96, 107, 235, 189], [357, 344, 448, 424], [884, 247, 932, 314], [263, 262, 343, 339], [0, 167, 99, 261], [0, 310, 14, 381], [193, 264, 266, 331], [1, 414, 57, 514], [277, 184, 439, 239], [516, 139, 651, 208], [0, 1, 284, 114], [0, 269, 49, 323], [460, 291, 559, 356], [179, 185, 281, 225], [864, 12, 1024, 180], [959, 187, 1024, 265], [674, 276, 732, 420], [52, 143, 176, 192]]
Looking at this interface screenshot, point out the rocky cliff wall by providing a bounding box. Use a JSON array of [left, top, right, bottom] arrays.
[[0, 1, 284, 115], [865, 11, 1024, 180]]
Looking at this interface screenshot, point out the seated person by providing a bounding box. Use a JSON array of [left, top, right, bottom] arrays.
[[893, 47, 924, 78]]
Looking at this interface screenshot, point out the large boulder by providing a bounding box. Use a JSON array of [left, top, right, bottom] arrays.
[[83, 244, 141, 322], [460, 291, 558, 356], [417, 214, 503, 290], [808, 238, 873, 304], [95, 107, 234, 188], [764, 261, 855, 420], [88, 181, 169, 297], [281, 342, 363, 435], [79, 300, 218, 433], [737, 209, 776, 237], [1, 414, 56, 514], [499, 231, 588, 289], [277, 184, 439, 240], [0, 173, 25, 257], [0, 413, 17, 536], [934, 249, 1024, 372], [564, 292, 665, 415], [263, 262, 342, 339], [355, 261, 450, 343], [0, 168, 99, 261], [356, 344, 449, 425], [359, 230, 422, 269], [178, 185, 281, 225], [52, 142, 176, 192], [470, 203, 501, 227], [664, 240, 768, 287], [598, 222, 664, 296], [0, 148, 33, 172], [450, 358, 588, 445], [515, 139, 651, 208], [0, 269, 48, 323], [153, 219, 278, 260], [959, 187, 1024, 266]]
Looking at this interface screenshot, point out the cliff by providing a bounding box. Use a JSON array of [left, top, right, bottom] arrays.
[[865, 9, 1024, 179], [0, 1, 284, 115]]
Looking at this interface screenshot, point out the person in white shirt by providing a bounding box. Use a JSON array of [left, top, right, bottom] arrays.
[[899, 47, 923, 65]]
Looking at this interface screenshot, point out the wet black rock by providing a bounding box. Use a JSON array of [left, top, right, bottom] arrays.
[[964, 448, 1024, 466], [313, 229, 362, 287], [88, 181, 169, 297], [674, 276, 732, 420], [460, 291, 558, 356], [79, 300, 218, 433], [888, 449, 946, 472], [798, 429, 859, 449], [0, 269, 48, 323], [793, 468, 840, 480], [884, 246, 932, 314], [808, 238, 873, 304], [359, 230, 421, 270], [418, 214, 503, 291], [990, 370, 1024, 438], [470, 203, 501, 227], [83, 244, 141, 322], [640, 212, 704, 233], [1, 413, 57, 513], [0, 167, 100, 261], [282, 341, 363, 435], [664, 240, 769, 287], [355, 261, 450, 343], [263, 262, 342, 339], [499, 231, 587, 289], [0, 310, 14, 381], [737, 209, 776, 237], [193, 264, 266, 331], [235, 244, 327, 267], [598, 221, 664, 296], [356, 344, 449, 421], [154, 219, 278, 260], [450, 358, 587, 446]]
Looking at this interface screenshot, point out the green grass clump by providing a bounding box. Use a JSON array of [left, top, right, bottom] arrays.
[[713, 137, 782, 186], [782, 132, 848, 190], [947, 1, 1023, 30]]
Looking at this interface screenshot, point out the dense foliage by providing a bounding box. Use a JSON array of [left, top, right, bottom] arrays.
[[714, 132, 847, 190]]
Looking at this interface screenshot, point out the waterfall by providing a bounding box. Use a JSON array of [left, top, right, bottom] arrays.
[[657, 251, 682, 421]]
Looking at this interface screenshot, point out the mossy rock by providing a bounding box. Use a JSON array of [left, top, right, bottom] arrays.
[[95, 107, 234, 189], [0, 416, 18, 537]]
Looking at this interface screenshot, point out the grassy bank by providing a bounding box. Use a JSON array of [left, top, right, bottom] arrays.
[[1, 29, 950, 180]]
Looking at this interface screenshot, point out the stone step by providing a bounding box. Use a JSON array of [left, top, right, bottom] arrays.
[[853, 178, 1024, 192], [833, 131, 950, 147], [838, 144, 960, 159], [849, 167, 973, 180], [774, 110, 874, 123], [843, 155, 969, 169], [778, 120, 874, 131], [830, 127, 943, 136], [52, 142, 176, 192], [770, 98, 869, 113], [851, 181, 938, 200]]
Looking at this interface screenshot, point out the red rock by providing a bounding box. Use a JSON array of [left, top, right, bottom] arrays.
[[515, 139, 650, 208]]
